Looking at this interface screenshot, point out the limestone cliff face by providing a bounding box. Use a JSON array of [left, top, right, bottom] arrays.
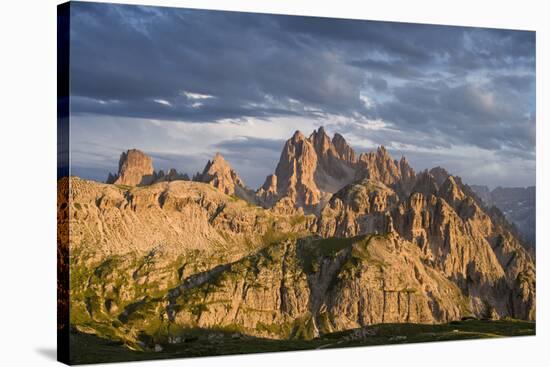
[[166, 235, 468, 339], [67, 177, 313, 259], [315, 174, 535, 321], [317, 179, 397, 238], [63, 176, 317, 344]]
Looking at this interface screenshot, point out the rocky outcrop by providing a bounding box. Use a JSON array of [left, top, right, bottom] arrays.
[[411, 170, 438, 197], [154, 168, 190, 183], [106, 149, 189, 187], [107, 149, 155, 186], [195, 153, 255, 202], [332, 132, 356, 163], [429, 166, 451, 187], [355, 146, 415, 187], [392, 176, 535, 320], [317, 179, 397, 238], [256, 174, 279, 208]]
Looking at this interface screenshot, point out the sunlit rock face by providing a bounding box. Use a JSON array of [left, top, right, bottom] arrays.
[[66, 129, 534, 351]]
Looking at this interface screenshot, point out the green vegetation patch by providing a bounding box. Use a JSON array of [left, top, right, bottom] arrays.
[[69, 319, 535, 364], [297, 235, 371, 274]]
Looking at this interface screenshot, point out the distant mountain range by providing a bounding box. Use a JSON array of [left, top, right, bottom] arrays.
[[471, 185, 535, 247], [60, 127, 535, 357]]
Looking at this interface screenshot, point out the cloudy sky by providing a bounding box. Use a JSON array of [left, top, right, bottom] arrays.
[[68, 2, 535, 189]]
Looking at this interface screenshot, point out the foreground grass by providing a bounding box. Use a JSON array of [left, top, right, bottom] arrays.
[[69, 319, 535, 364]]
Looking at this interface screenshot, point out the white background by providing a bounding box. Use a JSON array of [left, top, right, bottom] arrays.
[[0, 0, 547, 365]]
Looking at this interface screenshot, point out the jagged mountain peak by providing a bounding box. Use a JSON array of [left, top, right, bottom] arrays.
[[212, 151, 226, 162], [376, 145, 389, 155], [260, 129, 423, 209], [310, 125, 328, 137], [411, 170, 439, 197], [107, 148, 154, 186], [196, 152, 251, 197], [81, 129, 535, 350], [429, 166, 451, 187], [332, 132, 356, 162], [332, 131, 345, 141], [309, 126, 333, 156], [439, 175, 466, 204], [106, 148, 189, 186], [291, 129, 306, 141], [204, 152, 230, 171]]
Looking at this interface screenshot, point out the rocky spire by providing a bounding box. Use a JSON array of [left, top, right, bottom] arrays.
[[196, 153, 248, 196], [429, 166, 451, 187], [107, 149, 155, 186], [411, 170, 439, 197], [332, 133, 356, 163], [439, 175, 465, 206], [256, 174, 279, 208], [309, 126, 332, 157], [309, 126, 357, 188], [399, 156, 415, 181], [356, 146, 403, 185], [262, 128, 420, 209], [272, 130, 321, 208], [155, 168, 190, 182], [106, 149, 190, 186]]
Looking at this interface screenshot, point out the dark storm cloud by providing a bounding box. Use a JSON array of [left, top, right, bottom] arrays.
[[349, 59, 425, 79], [70, 2, 368, 121], [373, 78, 535, 152], [70, 2, 535, 167], [365, 75, 388, 92]]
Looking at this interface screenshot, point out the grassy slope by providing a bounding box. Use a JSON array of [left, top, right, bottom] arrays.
[[70, 319, 535, 364]]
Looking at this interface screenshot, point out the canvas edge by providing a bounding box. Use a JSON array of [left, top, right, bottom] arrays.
[[57, 1, 71, 365]]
